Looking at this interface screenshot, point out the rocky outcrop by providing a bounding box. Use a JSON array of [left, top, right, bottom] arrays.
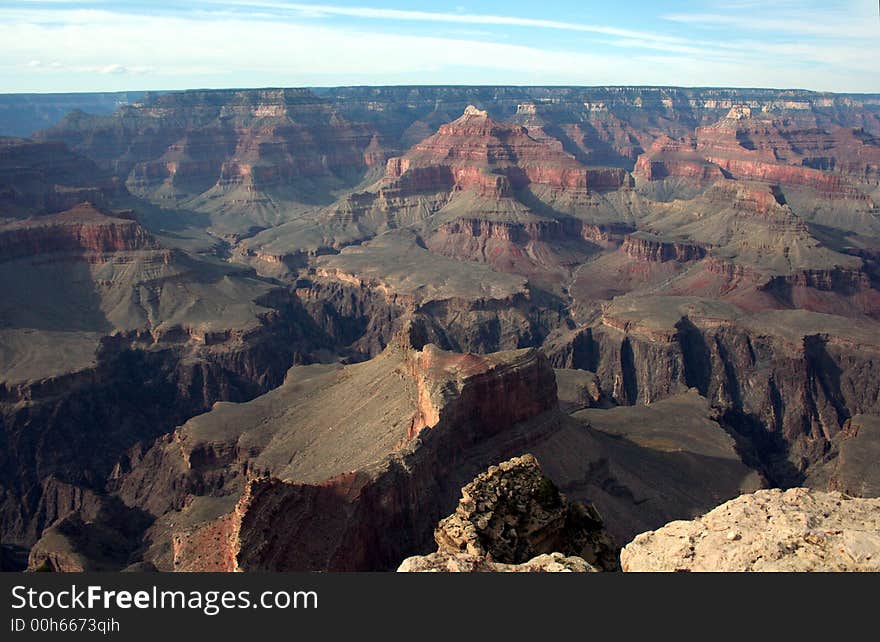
[[759, 267, 873, 294], [425, 216, 625, 279], [290, 233, 559, 358], [0, 190, 331, 551], [408, 454, 618, 571], [710, 158, 868, 199], [698, 111, 880, 181], [26, 493, 152, 572], [308, 104, 635, 259], [694, 112, 879, 198], [298, 278, 557, 359], [703, 179, 789, 214], [431, 217, 626, 248], [398, 550, 596, 572], [621, 488, 880, 571], [1, 313, 324, 549]]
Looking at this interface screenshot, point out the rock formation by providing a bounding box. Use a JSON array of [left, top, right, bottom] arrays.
[[37, 89, 388, 236], [635, 107, 880, 195], [383, 104, 628, 194], [399, 454, 617, 572], [114, 335, 568, 571], [398, 551, 596, 572], [0, 203, 158, 260], [621, 488, 880, 572]]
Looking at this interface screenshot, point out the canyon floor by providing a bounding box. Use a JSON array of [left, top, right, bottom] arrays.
[[1, 86, 879, 571]]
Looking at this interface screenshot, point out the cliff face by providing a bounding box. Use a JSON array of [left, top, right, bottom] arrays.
[[696, 112, 880, 183], [317, 86, 880, 153], [299, 105, 636, 287], [119, 336, 568, 572], [633, 135, 724, 182], [0, 302, 327, 549], [0, 203, 158, 261], [621, 176, 878, 318], [807, 414, 880, 497], [315, 104, 631, 241], [283, 230, 561, 358], [546, 299, 880, 483], [0, 139, 336, 554], [621, 233, 706, 263], [99, 330, 767, 570], [425, 217, 626, 281]]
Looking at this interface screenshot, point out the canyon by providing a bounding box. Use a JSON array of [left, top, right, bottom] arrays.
[[1, 85, 880, 571]]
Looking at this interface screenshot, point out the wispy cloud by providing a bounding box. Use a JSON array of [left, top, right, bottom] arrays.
[[664, 0, 879, 39], [195, 1, 689, 45], [664, 12, 878, 39]]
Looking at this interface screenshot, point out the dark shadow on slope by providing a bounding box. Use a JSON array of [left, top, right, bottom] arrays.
[[549, 428, 762, 545], [717, 409, 805, 488], [676, 317, 712, 396]]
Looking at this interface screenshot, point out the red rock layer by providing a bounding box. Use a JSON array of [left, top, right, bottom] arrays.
[[633, 135, 724, 182], [0, 203, 158, 261], [383, 106, 629, 195], [707, 157, 869, 200], [635, 109, 880, 199], [706, 179, 789, 215]]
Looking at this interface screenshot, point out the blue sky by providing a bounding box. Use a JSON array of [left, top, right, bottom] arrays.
[[1, 0, 878, 93]]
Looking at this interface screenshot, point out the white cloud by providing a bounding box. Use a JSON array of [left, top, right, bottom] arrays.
[[98, 64, 126, 75], [0, 3, 876, 92]]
